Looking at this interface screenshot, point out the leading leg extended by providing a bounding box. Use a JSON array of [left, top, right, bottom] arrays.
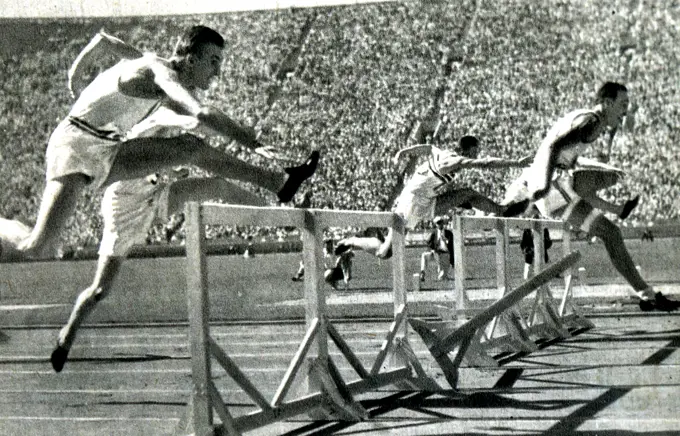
[[435, 187, 529, 217], [164, 177, 268, 214], [572, 169, 639, 219], [105, 134, 318, 203]]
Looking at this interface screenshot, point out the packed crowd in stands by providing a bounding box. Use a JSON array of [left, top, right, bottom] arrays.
[[0, 0, 678, 252]]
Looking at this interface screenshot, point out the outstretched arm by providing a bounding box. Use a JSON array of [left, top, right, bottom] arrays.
[[69, 30, 142, 98], [466, 155, 531, 169], [147, 61, 277, 158], [575, 156, 624, 174], [392, 144, 432, 165], [440, 155, 531, 172]]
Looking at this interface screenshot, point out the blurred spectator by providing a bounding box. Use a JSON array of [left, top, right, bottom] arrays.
[[420, 216, 454, 281], [520, 227, 553, 279]]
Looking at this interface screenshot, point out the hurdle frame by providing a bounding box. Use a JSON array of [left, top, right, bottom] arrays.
[[179, 202, 437, 436], [441, 215, 593, 366], [409, 251, 582, 388]]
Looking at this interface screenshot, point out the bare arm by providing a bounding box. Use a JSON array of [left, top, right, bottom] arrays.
[[444, 155, 531, 171], [530, 112, 601, 200], [600, 127, 617, 162], [147, 61, 267, 152], [574, 156, 624, 174], [544, 112, 601, 160], [392, 144, 432, 165], [69, 30, 142, 98]]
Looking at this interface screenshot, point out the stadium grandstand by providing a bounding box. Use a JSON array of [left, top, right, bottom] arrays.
[[0, 0, 678, 253]]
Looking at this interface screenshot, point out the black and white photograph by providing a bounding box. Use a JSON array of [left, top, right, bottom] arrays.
[[0, 0, 678, 434]]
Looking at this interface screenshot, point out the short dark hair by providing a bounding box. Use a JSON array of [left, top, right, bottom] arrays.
[[174, 25, 225, 57], [595, 82, 627, 103], [459, 135, 479, 152]]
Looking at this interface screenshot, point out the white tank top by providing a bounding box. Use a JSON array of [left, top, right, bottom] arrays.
[[69, 57, 162, 137], [541, 109, 601, 169], [406, 146, 460, 197]]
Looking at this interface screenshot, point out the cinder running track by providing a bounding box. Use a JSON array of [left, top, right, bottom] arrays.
[[0, 311, 678, 435]]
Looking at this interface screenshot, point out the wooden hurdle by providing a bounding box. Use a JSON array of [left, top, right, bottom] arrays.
[[437, 216, 593, 367], [177, 203, 438, 436], [410, 251, 581, 388]]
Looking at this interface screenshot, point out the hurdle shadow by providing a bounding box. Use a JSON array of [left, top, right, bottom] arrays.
[[493, 326, 592, 366], [540, 334, 680, 436], [278, 388, 584, 436], [272, 333, 680, 435]]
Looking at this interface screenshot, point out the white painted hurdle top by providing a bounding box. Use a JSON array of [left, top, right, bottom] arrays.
[[458, 215, 564, 231], [199, 203, 402, 228]]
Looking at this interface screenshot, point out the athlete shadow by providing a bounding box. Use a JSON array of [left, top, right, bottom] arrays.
[[280, 389, 582, 436]]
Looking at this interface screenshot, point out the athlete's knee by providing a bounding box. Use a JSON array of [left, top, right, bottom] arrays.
[[16, 235, 55, 259], [377, 245, 393, 260], [532, 185, 551, 201]]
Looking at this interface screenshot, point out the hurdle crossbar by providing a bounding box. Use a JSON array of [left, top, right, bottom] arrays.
[[428, 214, 595, 371], [410, 251, 581, 388], [182, 202, 435, 436], [452, 215, 591, 344]]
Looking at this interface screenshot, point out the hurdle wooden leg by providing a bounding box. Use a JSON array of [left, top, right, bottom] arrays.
[[411, 253, 581, 388], [558, 276, 595, 331], [308, 357, 367, 421], [464, 327, 501, 368], [409, 318, 463, 388], [499, 309, 539, 353], [391, 337, 442, 391]]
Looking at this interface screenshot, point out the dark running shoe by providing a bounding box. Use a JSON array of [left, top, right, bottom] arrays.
[[619, 195, 640, 220], [277, 150, 320, 203], [502, 199, 531, 217], [50, 343, 70, 373], [639, 292, 680, 312]]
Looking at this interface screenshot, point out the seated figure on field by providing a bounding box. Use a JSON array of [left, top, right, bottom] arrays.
[[335, 135, 530, 259], [325, 248, 355, 290]]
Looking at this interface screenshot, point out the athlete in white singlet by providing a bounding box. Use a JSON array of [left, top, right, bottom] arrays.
[[511, 82, 630, 206], [503, 82, 678, 312], [335, 136, 530, 259], [16, 26, 319, 259], [50, 103, 272, 373]]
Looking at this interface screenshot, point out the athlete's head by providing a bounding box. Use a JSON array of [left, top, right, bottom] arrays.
[[595, 82, 629, 127], [173, 25, 225, 90], [458, 135, 480, 158]]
